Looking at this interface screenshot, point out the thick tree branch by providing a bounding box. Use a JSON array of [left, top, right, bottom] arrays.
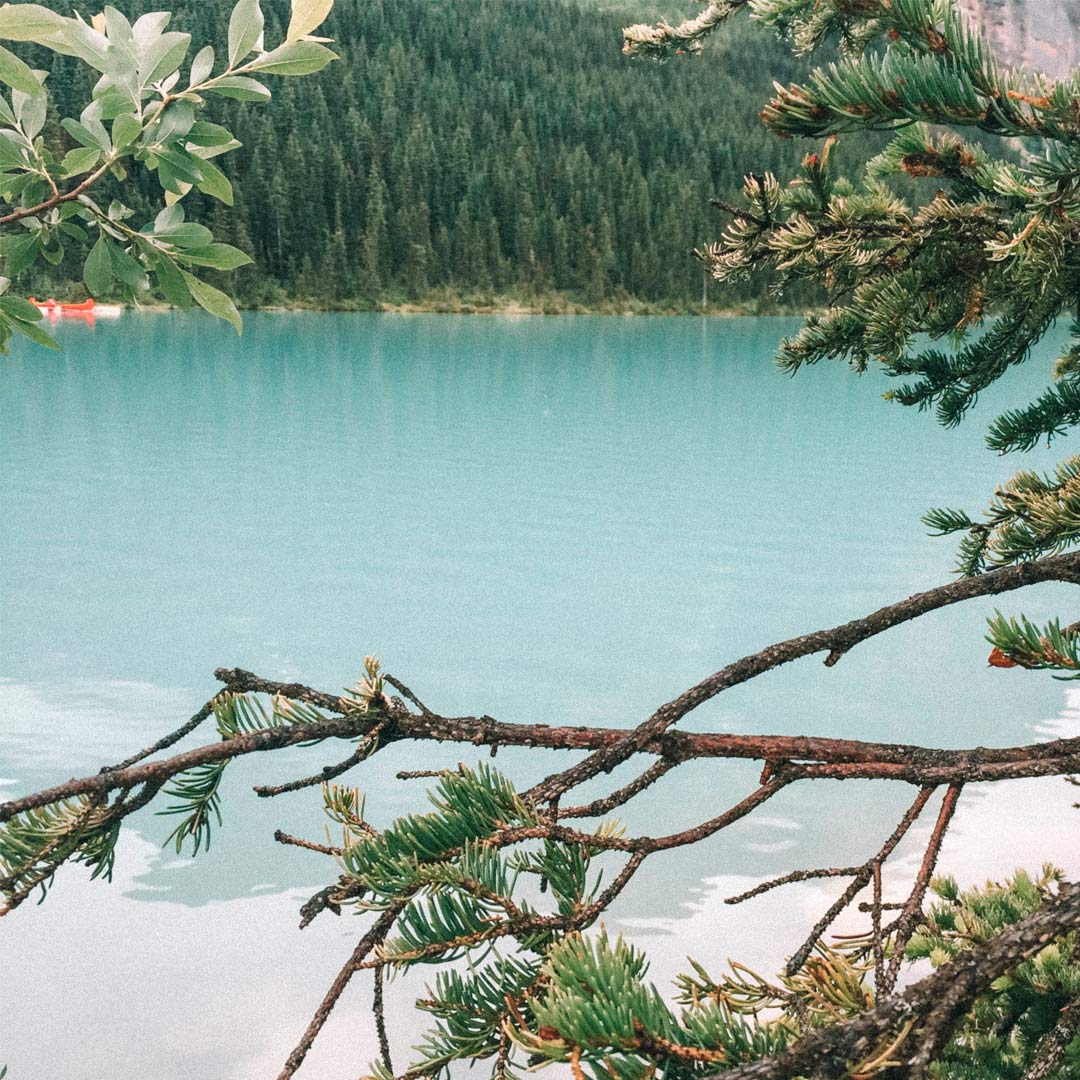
[[705, 883, 1080, 1080]]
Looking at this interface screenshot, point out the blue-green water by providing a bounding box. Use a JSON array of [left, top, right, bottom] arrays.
[[1, 312, 1076, 1078]]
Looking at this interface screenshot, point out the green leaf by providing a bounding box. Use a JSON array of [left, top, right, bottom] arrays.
[[0, 132, 23, 168], [0, 230, 39, 275], [39, 239, 64, 265], [51, 20, 110, 71], [12, 87, 45, 137], [61, 117, 110, 153], [84, 235, 114, 296], [188, 44, 214, 86], [153, 99, 196, 142], [154, 145, 203, 185], [58, 221, 88, 242], [111, 112, 141, 149], [147, 246, 191, 308], [9, 314, 59, 350], [132, 11, 171, 47], [109, 243, 148, 291], [0, 295, 43, 322], [227, 0, 264, 68], [158, 222, 213, 248], [287, 0, 333, 43], [187, 121, 234, 147], [0, 44, 43, 97], [194, 155, 233, 205], [205, 75, 270, 102], [0, 4, 67, 43], [179, 243, 252, 270], [248, 40, 336, 77], [181, 270, 241, 332], [61, 146, 100, 178], [154, 203, 185, 232], [141, 31, 190, 87]]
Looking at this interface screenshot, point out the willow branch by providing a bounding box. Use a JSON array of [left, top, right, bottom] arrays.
[[0, 158, 116, 226]]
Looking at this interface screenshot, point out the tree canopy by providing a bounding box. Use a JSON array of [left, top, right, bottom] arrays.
[[17, 0, 885, 312]]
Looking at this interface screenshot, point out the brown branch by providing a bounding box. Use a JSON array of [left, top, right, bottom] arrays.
[[298, 877, 359, 930], [374, 965, 393, 1075], [1022, 999, 1080, 1080], [12, 694, 1080, 827], [525, 553, 1080, 805], [274, 830, 341, 857], [486, 780, 791, 856], [559, 758, 677, 819], [785, 787, 935, 976], [254, 721, 388, 798], [0, 158, 115, 226], [881, 783, 963, 995], [104, 699, 218, 773], [726, 866, 864, 906], [276, 903, 405, 1080], [704, 883, 1080, 1080], [14, 545, 1074, 826], [384, 674, 434, 716], [872, 861, 885, 990]]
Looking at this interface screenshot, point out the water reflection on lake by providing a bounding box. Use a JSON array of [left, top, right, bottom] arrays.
[[2, 312, 1076, 1077]]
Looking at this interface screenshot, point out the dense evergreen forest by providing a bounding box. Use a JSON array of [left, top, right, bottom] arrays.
[[24, 0, 877, 312]]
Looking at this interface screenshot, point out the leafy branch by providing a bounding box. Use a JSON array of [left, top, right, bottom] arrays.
[[0, 0, 338, 346]]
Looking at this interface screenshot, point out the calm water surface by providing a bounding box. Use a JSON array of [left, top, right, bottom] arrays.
[[1, 312, 1076, 1078]]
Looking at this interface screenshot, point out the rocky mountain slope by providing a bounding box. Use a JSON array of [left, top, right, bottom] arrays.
[[958, 0, 1080, 78]]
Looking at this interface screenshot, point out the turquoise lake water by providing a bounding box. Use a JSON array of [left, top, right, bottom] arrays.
[[2, 312, 1077, 1078]]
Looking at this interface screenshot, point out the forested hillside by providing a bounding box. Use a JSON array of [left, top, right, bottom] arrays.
[[25, 0, 877, 312]]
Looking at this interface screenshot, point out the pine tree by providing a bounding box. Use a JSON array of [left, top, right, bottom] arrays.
[[624, 0, 1080, 649]]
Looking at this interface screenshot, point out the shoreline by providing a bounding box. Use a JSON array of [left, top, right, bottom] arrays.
[[69, 298, 810, 319], [29, 286, 812, 319]]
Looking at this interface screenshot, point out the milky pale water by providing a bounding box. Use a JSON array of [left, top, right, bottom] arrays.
[[1, 312, 1077, 1078]]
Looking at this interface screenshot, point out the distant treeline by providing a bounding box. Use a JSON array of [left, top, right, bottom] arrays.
[[24, 0, 879, 311]]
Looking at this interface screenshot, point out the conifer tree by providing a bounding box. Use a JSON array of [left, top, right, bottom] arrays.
[[624, 0, 1080, 660]]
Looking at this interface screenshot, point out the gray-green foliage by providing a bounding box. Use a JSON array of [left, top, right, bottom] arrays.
[[908, 867, 1080, 1079], [0, 0, 336, 347], [625, 0, 1080, 687], [626, 0, 1080, 587]]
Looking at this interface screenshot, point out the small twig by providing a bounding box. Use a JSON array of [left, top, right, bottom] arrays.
[[871, 861, 885, 990], [726, 866, 864, 906], [277, 903, 406, 1080], [255, 721, 389, 798], [274, 830, 342, 857], [374, 965, 393, 1074], [384, 674, 434, 716], [560, 758, 677, 819], [881, 784, 963, 995], [297, 878, 365, 931], [786, 787, 935, 976], [103, 699, 218, 773], [397, 765, 466, 781], [0, 157, 116, 226]]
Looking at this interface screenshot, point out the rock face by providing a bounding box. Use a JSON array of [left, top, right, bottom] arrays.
[[957, 0, 1080, 78]]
